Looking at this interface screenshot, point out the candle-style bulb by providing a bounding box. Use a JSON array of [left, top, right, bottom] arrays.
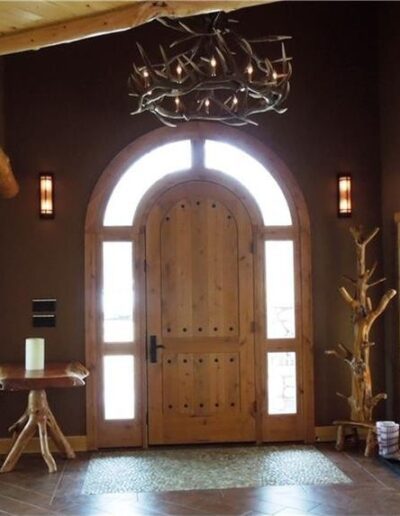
[[175, 97, 180, 112], [204, 98, 210, 113], [272, 70, 278, 81], [142, 68, 150, 88], [246, 64, 254, 81], [210, 56, 217, 76], [176, 64, 182, 81]]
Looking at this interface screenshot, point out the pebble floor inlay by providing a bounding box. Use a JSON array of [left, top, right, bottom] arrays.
[[82, 445, 351, 494]]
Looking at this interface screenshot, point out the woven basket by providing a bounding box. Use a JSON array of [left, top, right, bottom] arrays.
[[377, 421, 399, 456]]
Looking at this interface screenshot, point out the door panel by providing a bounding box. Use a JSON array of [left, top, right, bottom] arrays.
[[146, 181, 255, 444]]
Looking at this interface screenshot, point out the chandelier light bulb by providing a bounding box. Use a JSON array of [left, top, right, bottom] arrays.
[[175, 97, 180, 112], [176, 64, 182, 78], [272, 70, 278, 81], [233, 96, 238, 105], [210, 56, 217, 76], [142, 68, 150, 88], [246, 64, 254, 80]]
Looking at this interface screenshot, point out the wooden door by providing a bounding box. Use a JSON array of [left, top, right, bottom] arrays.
[[146, 181, 256, 444]]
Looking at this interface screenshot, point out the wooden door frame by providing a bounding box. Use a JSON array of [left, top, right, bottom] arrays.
[[85, 122, 314, 449]]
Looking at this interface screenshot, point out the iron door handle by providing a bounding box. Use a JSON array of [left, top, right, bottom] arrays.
[[149, 335, 165, 363]]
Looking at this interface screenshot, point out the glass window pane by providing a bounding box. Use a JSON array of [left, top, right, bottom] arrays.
[[265, 241, 295, 339], [267, 352, 297, 414], [103, 242, 134, 342], [104, 355, 134, 420], [204, 140, 292, 226], [104, 140, 192, 226]]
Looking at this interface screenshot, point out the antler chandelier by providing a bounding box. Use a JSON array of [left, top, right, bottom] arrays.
[[128, 13, 292, 127]]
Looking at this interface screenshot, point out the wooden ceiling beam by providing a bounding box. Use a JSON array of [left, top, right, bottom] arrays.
[[0, 1, 271, 57]]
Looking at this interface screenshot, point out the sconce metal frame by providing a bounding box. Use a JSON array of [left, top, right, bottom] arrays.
[[337, 174, 352, 218], [39, 173, 55, 219]]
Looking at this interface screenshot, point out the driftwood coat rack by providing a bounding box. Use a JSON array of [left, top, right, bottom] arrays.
[[326, 226, 396, 455]]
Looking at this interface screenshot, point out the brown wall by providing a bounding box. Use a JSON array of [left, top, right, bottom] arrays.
[[0, 2, 385, 437], [379, 3, 400, 421]]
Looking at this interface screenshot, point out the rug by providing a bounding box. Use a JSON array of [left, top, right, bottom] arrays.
[[82, 445, 351, 494]]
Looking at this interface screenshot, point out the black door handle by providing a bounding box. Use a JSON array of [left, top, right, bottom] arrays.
[[149, 335, 165, 363]]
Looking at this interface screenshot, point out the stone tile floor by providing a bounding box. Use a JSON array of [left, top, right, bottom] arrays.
[[0, 444, 399, 515]]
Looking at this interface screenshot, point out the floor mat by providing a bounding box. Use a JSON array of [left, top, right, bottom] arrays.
[[82, 445, 351, 494]]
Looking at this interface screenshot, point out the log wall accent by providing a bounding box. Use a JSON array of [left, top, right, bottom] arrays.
[[0, 147, 18, 199]]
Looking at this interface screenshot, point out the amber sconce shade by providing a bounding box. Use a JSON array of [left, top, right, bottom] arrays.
[[39, 173, 54, 219], [337, 174, 352, 217]]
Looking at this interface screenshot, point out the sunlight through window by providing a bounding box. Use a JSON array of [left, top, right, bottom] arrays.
[[104, 355, 135, 420], [204, 140, 292, 226], [104, 141, 191, 226], [265, 241, 295, 339], [267, 352, 297, 414], [103, 242, 134, 342]]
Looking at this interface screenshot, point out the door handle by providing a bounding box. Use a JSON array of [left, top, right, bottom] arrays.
[[149, 335, 165, 363]]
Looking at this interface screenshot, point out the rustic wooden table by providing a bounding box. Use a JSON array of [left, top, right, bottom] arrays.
[[0, 362, 89, 473]]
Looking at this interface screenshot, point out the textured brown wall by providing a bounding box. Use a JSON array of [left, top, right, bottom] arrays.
[[0, 2, 384, 437], [379, 3, 400, 421]]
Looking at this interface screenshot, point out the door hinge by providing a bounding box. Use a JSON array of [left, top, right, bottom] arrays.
[[253, 400, 258, 414]]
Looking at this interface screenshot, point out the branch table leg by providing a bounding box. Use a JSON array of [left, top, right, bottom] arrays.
[[47, 410, 75, 459], [335, 424, 345, 451], [38, 420, 57, 473], [0, 418, 36, 473], [0, 389, 75, 473]]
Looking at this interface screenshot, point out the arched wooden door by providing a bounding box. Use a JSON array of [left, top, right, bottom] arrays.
[[146, 181, 256, 444], [85, 123, 315, 450]]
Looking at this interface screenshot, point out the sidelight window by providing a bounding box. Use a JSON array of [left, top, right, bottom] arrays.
[[267, 352, 297, 414], [265, 241, 295, 339], [103, 355, 135, 420], [102, 241, 134, 343]]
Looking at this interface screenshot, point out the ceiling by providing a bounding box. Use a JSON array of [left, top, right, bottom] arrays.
[[0, 1, 270, 57]]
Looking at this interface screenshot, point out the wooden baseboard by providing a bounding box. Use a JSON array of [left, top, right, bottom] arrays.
[[0, 426, 358, 454], [315, 425, 368, 442], [0, 435, 88, 455]]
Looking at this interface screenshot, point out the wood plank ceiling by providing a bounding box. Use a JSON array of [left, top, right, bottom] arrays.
[[0, 1, 270, 198], [0, 1, 270, 57]]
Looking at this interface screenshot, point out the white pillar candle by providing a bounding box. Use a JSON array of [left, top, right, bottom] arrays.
[[25, 338, 45, 371]]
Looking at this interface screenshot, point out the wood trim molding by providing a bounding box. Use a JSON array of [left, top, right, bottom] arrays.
[[0, 1, 270, 57], [0, 435, 88, 455], [0, 427, 346, 455]]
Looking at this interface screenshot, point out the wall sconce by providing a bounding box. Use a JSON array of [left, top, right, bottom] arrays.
[[337, 174, 352, 217], [39, 173, 54, 219]]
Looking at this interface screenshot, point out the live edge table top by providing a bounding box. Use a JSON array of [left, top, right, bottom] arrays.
[[0, 362, 89, 391]]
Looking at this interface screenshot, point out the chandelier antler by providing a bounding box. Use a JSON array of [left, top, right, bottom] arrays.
[[128, 13, 292, 127]]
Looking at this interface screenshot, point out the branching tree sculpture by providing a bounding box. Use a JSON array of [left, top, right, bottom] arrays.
[[326, 226, 396, 423]]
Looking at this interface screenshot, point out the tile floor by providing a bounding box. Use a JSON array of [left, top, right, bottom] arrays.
[[0, 445, 399, 515]]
